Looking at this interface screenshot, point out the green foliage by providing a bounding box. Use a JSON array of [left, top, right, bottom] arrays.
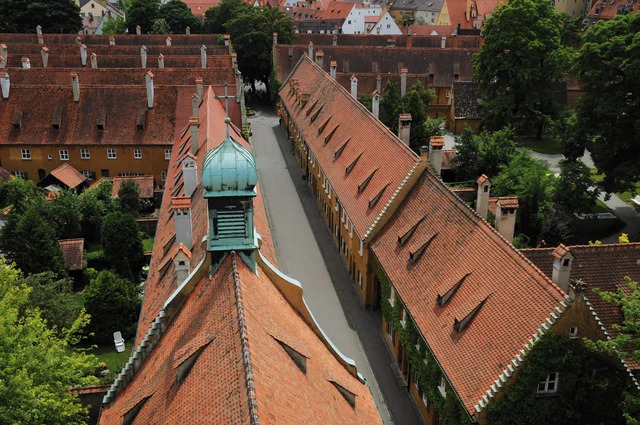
[[84, 270, 141, 344], [118, 179, 141, 216], [151, 17, 171, 34], [554, 161, 600, 215], [0, 205, 66, 276], [78, 181, 114, 241], [473, 0, 571, 138], [269, 63, 282, 103], [203, 0, 246, 33], [102, 16, 127, 34], [486, 332, 628, 425], [157, 0, 201, 34], [0, 0, 82, 33], [101, 212, 144, 279], [452, 127, 517, 179], [0, 259, 100, 424], [379, 78, 401, 131], [0, 177, 43, 210], [574, 13, 640, 193], [424, 117, 444, 141], [23, 272, 81, 334], [49, 190, 83, 239], [125, 0, 160, 34], [359, 93, 373, 112], [557, 13, 584, 48]]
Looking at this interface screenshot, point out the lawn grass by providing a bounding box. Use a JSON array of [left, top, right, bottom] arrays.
[[590, 169, 640, 207], [518, 136, 563, 155], [592, 199, 611, 214], [88, 342, 133, 371], [142, 237, 154, 252], [73, 292, 85, 311]]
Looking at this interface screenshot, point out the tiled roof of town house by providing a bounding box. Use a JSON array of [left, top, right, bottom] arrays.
[[50, 163, 87, 189], [110, 176, 155, 199], [391, 0, 445, 12], [0, 34, 227, 46], [370, 168, 568, 417], [587, 0, 638, 20], [0, 166, 11, 182], [453, 81, 480, 119], [292, 33, 482, 48], [59, 238, 85, 271], [497, 196, 519, 209], [280, 55, 421, 238], [314, 1, 355, 19], [5, 54, 227, 69], [402, 25, 458, 36], [0, 44, 226, 57]]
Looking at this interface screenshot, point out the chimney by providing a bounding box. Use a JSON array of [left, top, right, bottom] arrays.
[[173, 244, 192, 284], [192, 94, 200, 118], [36, 25, 42, 36], [145, 71, 154, 109], [350, 75, 358, 98], [495, 197, 518, 243], [398, 113, 411, 145], [400, 68, 408, 97], [109, 36, 115, 46], [40, 47, 49, 68], [190, 116, 199, 155], [387, 38, 395, 47], [372, 90, 380, 119], [568, 279, 586, 303], [166, 36, 172, 46], [71, 73, 79, 103], [195, 78, 203, 100], [441, 36, 447, 49], [158, 53, 165, 68], [0, 44, 6, 62], [308, 41, 313, 58], [315, 50, 324, 68], [1, 73, 9, 100], [136, 25, 141, 35], [551, 244, 573, 292], [376, 75, 381, 93], [182, 155, 198, 197], [21, 57, 30, 69], [140, 45, 147, 68], [235, 69, 242, 102], [224, 34, 230, 47], [0, 56, 4, 68], [186, 26, 191, 35], [475, 175, 491, 219], [330, 61, 337, 79], [37, 35, 44, 45], [90, 52, 97, 69], [420, 145, 429, 162], [231, 52, 237, 69], [332, 35, 337, 46], [172, 198, 193, 250], [80, 44, 87, 66], [407, 28, 413, 49], [273, 32, 278, 46], [200, 45, 207, 68], [75, 36, 82, 46], [428, 136, 444, 175]]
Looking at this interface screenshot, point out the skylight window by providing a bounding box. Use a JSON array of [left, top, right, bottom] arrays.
[[324, 124, 340, 144], [275, 338, 307, 374], [358, 169, 378, 193], [176, 342, 211, 385], [122, 395, 151, 425], [436, 273, 471, 306], [317, 115, 332, 134], [368, 184, 389, 209], [330, 381, 356, 408], [310, 105, 324, 123]]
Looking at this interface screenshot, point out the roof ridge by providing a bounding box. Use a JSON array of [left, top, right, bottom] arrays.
[[230, 252, 260, 425]]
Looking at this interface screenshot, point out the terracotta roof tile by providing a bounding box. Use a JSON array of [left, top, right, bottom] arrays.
[[50, 163, 87, 189], [0, 166, 12, 182], [497, 196, 519, 209], [110, 176, 155, 199], [59, 238, 84, 270], [476, 174, 488, 185]]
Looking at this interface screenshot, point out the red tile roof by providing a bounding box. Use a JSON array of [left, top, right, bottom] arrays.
[[497, 196, 518, 209], [110, 176, 155, 199], [371, 169, 567, 416], [59, 238, 85, 270], [50, 163, 87, 189], [280, 55, 420, 239], [402, 24, 457, 36], [0, 166, 12, 182], [587, 0, 639, 20]]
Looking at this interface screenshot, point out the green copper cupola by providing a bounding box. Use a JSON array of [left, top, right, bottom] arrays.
[[202, 117, 258, 272]]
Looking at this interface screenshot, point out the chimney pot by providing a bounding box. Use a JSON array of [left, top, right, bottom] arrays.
[[21, 57, 30, 69], [1, 73, 9, 100], [224, 34, 230, 46], [398, 113, 411, 145], [231, 52, 237, 69], [273, 32, 278, 45], [428, 136, 444, 175], [172, 198, 193, 249], [330, 61, 337, 79], [195, 78, 203, 100], [145, 71, 154, 109], [158, 53, 165, 68], [189, 116, 199, 155], [372, 90, 380, 119], [182, 155, 198, 198], [109, 36, 115, 46], [36, 25, 42, 36], [315, 50, 324, 68], [80, 44, 87, 66], [441, 36, 447, 49], [185, 26, 190, 35], [71, 73, 79, 102], [90, 52, 97, 69], [200, 45, 207, 69], [37, 35, 44, 45], [140, 45, 147, 68], [166, 37, 172, 46], [475, 174, 491, 219], [400, 68, 408, 97], [40, 47, 49, 68], [136, 25, 141, 35], [308, 41, 313, 58], [332, 35, 337, 46], [350, 74, 358, 98], [552, 244, 573, 292], [376, 74, 382, 93], [75, 36, 82, 45], [495, 197, 519, 243], [192, 94, 200, 118]]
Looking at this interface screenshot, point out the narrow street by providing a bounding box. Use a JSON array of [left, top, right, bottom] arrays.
[[249, 104, 423, 425]]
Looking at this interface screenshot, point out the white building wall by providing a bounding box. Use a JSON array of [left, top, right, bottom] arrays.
[[370, 11, 403, 34], [341, 5, 382, 34]]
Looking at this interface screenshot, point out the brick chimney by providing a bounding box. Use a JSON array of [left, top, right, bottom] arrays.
[[551, 244, 573, 292], [407, 27, 413, 49], [1, 73, 9, 100], [186, 26, 191, 35], [145, 71, 154, 109], [387, 38, 395, 47], [166, 36, 171, 46], [398, 113, 411, 145], [195, 78, 203, 100], [173, 243, 192, 284], [172, 197, 193, 250], [400, 68, 408, 97], [136, 25, 141, 35], [441, 36, 447, 49], [350, 74, 358, 98], [109, 36, 115, 46], [21, 57, 30, 69], [40, 47, 49, 68], [308, 41, 313, 58], [140, 45, 147, 68], [90, 52, 97, 69], [372, 90, 380, 119], [330, 61, 337, 79], [200, 45, 207, 68], [332, 34, 337, 46], [475, 174, 491, 219], [158, 53, 165, 68], [428, 136, 444, 175], [75, 36, 82, 46], [182, 154, 198, 197], [235, 69, 242, 103], [71, 73, 79, 102], [80, 44, 87, 66], [376, 74, 381, 93], [192, 94, 200, 118], [190, 116, 199, 154], [315, 50, 324, 68], [495, 197, 518, 243]]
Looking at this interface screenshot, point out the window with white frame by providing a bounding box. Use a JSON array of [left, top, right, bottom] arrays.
[[341, 209, 346, 223], [21, 149, 31, 160], [161, 171, 167, 181], [386, 320, 395, 342], [422, 392, 430, 411], [438, 376, 447, 398], [335, 200, 339, 211], [358, 270, 362, 288], [165, 149, 172, 160], [107, 148, 117, 159], [82, 171, 96, 180], [134, 149, 142, 159], [345, 216, 349, 230], [537, 372, 559, 394], [446, 90, 451, 98], [59, 150, 69, 160], [569, 327, 578, 338], [13, 171, 27, 179], [80, 149, 90, 159], [349, 221, 354, 238]]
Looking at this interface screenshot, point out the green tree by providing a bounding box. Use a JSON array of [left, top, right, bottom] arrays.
[[118, 179, 141, 216], [574, 13, 640, 193], [424, 117, 444, 142], [492, 152, 555, 243], [125, 0, 160, 34], [452, 127, 517, 179], [557, 13, 584, 48], [0, 259, 99, 424], [203, 0, 247, 34], [400, 82, 435, 152], [379, 78, 401, 131], [101, 212, 144, 279], [473, 0, 571, 138], [49, 190, 83, 239], [0, 205, 66, 276], [78, 179, 114, 240], [553, 161, 600, 215], [0, 0, 82, 33], [359, 93, 373, 112], [102, 16, 127, 34], [151, 17, 171, 34], [0, 177, 43, 210], [158, 0, 200, 34], [23, 272, 81, 333], [84, 270, 141, 343]]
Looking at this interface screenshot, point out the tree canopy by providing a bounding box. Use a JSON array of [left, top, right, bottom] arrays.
[[102, 16, 127, 34], [23, 272, 81, 334], [0, 0, 82, 33], [125, 0, 160, 34], [157, 0, 201, 34], [118, 179, 141, 216], [452, 127, 517, 180], [101, 211, 144, 279]]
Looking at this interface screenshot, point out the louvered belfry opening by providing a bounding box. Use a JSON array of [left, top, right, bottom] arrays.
[[209, 198, 249, 242], [216, 208, 246, 239]]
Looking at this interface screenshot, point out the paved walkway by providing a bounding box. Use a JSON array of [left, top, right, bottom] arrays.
[[249, 104, 423, 425]]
